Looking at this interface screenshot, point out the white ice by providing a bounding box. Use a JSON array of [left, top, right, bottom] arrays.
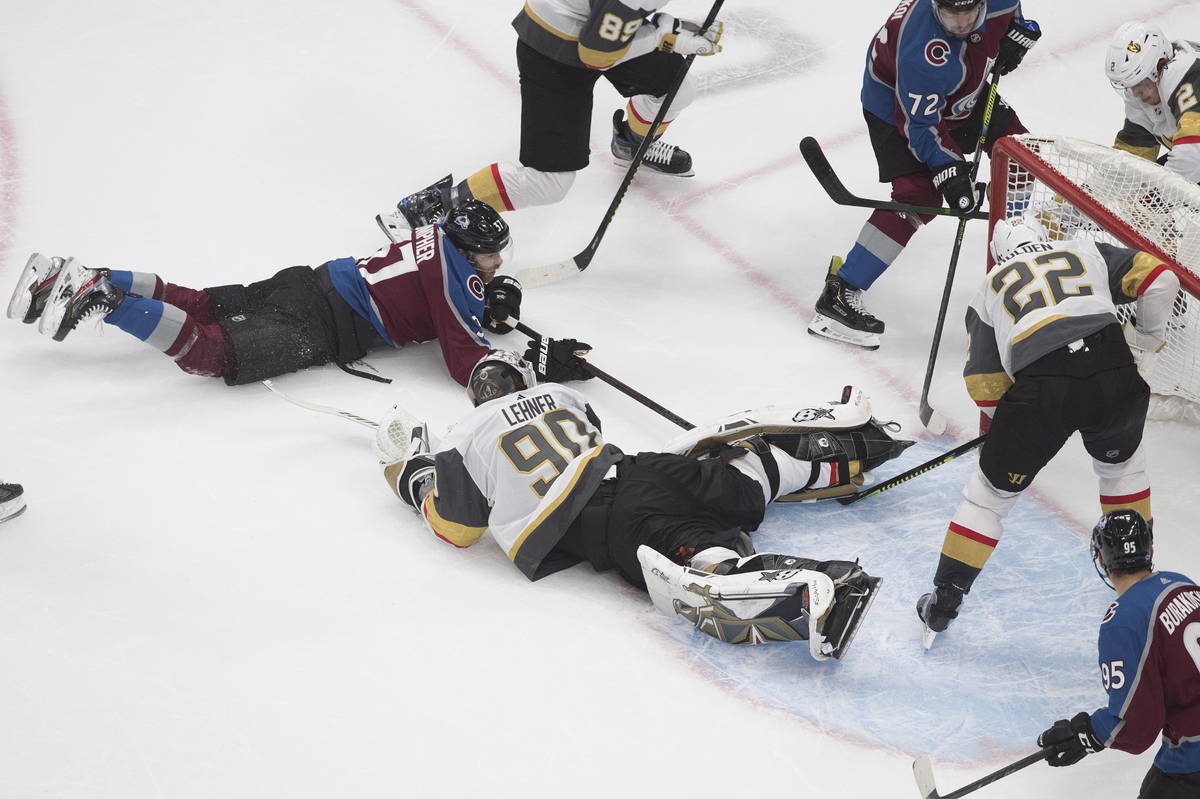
[[1, 1, 1198, 797]]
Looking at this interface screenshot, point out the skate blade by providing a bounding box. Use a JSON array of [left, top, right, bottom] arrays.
[[826, 576, 882, 660], [807, 314, 880, 350], [0, 502, 27, 524], [376, 211, 408, 243], [611, 154, 695, 178], [921, 624, 939, 651], [7, 253, 50, 322], [37, 257, 80, 338]]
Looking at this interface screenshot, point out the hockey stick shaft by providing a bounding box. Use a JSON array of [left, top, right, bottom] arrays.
[[261, 380, 380, 430], [799, 137, 987, 221], [515, 0, 724, 288], [515, 322, 696, 430], [837, 434, 985, 505], [913, 751, 1047, 799], [918, 67, 1003, 431]]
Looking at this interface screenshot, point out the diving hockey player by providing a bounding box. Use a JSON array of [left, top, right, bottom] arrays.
[[376, 1, 724, 237], [1106, 21, 1200, 184], [917, 218, 1181, 648], [9, 201, 532, 389], [1037, 510, 1200, 799], [808, 0, 1040, 349], [377, 353, 914, 660]]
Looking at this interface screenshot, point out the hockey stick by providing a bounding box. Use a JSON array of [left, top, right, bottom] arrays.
[[836, 434, 985, 505], [515, 322, 696, 430], [918, 66, 1003, 435], [260, 379, 380, 429], [912, 751, 1047, 799], [799, 137, 988, 221], [514, 0, 725, 289]]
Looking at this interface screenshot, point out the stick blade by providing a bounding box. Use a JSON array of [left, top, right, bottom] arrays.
[[919, 401, 948, 435], [514, 257, 583, 288], [913, 755, 940, 799]]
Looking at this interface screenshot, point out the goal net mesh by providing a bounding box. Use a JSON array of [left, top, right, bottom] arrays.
[[992, 135, 1200, 420]]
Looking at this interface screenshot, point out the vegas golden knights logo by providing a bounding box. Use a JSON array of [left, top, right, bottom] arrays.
[[1007, 472, 1028, 486]]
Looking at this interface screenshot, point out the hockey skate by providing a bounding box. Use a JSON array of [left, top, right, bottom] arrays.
[[0, 482, 25, 524], [610, 110, 694, 177], [37, 258, 123, 342], [916, 584, 965, 651], [7, 253, 64, 324], [808, 257, 885, 350], [398, 174, 454, 227], [637, 545, 881, 660]]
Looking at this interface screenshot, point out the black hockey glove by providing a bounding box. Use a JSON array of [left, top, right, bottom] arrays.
[[483, 275, 522, 334], [1037, 712, 1104, 767], [932, 161, 981, 215], [522, 336, 595, 383], [996, 18, 1041, 76]]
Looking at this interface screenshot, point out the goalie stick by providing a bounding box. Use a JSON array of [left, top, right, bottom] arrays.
[[918, 65, 1003, 435], [261, 379, 379, 429], [912, 751, 1047, 799], [799, 137, 988, 221], [836, 434, 985, 505], [514, 0, 725, 289], [515, 322, 696, 429]]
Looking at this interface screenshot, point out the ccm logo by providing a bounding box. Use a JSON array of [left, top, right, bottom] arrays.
[[925, 38, 950, 66]]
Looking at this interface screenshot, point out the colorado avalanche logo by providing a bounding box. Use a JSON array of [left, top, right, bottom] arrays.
[[1101, 600, 1119, 624], [454, 214, 470, 229], [467, 274, 485, 301], [925, 38, 950, 67]]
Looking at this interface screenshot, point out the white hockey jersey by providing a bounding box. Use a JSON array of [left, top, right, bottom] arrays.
[[512, 0, 670, 70], [1114, 39, 1200, 182], [962, 240, 1179, 409], [420, 383, 624, 580]]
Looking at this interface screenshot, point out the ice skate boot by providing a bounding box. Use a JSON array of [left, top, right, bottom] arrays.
[[0, 482, 25, 524], [808, 257, 885, 350], [397, 174, 454, 228], [916, 583, 966, 651], [7, 253, 65, 324], [38, 258, 124, 342], [610, 110, 694, 177]]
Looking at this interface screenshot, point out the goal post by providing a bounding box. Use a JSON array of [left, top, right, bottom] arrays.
[[989, 134, 1200, 419]]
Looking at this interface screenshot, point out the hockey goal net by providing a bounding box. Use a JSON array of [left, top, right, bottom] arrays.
[[990, 134, 1200, 421]]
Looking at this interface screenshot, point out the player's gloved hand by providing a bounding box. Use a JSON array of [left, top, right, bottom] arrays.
[[523, 336, 595, 383], [483, 275, 522, 334], [653, 13, 723, 56], [932, 161, 982, 215], [997, 18, 1041, 76], [1038, 712, 1104, 767], [1123, 322, 1166, 380]]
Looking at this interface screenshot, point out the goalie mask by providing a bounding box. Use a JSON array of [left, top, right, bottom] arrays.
[[1105, 21, 1172, 90], [1091, 509, 1153, 585], [467, 350, 537, 406], [990, 217, 1047, 264]]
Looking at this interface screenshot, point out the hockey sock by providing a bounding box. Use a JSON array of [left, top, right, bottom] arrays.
[[625, 73, 695, 137], [108, 269, 164, 299], [105, 297, 233, 378], [836, 173, 940, 289], [108, 270, 215, 322], [730, 443, 846, 504], [459, 163, 575, 212], [1094, 444, 1152, 521], [934, 470, 1020, 587]]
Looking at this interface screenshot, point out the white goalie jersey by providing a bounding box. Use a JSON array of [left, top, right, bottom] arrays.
[[419, 383, 624, 580]]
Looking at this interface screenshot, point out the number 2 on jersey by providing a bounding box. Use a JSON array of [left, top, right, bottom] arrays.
[[499, 409, 599, 497], [990, 250, 1095, 321]]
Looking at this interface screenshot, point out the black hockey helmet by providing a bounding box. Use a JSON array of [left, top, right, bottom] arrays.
[[442, 199, 511, 254], [1091, 510, 1154, 583], [932, 0, 983, 9], [467, 350, 537, 406]]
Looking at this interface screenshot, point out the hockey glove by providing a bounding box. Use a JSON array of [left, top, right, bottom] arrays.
[[1038, 712, 1104, 767], [653, 13, 723, 56], [523, 336, 595, 383], [996, 18, 1041, 76], [483, 275, 522, 334], [932, 161, 982, 215], [1123, 322, 1166, 380]]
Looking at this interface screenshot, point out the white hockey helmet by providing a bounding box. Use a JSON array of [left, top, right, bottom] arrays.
[[1105, 21, 1173, 89], [990, 217, 1047, 264], [467, 349, 537, 406]]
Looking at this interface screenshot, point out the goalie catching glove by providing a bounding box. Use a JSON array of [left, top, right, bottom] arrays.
[[483, 275, 522, 334], [375, 404, 435, 510], [653, 13, 723, 56], [523, 335, 594, 383]]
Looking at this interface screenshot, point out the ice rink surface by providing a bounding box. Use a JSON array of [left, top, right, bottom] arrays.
[[1, 1, 1199, 797]]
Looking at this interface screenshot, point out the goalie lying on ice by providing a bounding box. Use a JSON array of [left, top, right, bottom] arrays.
[[376, 353, 912, 661]]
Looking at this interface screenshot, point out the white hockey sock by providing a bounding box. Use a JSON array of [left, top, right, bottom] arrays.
[[1094, 444, 1151, 519], [731, 444, 828, 505], [460, 163, 575, 212], [625, 73, 695, 138]]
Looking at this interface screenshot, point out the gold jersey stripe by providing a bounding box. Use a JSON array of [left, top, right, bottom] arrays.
[[1121, 251, 1168, 299], [1112, 138, 1161, 162], [579, 42, 631, 69], [1010, 314, 1068, 346], [521, 2, 577, 41], [507, 446, 606, 560], [425, 491, 487, 548], [964, 371, 1013, 404], [1176, 110, 1200, 141]]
